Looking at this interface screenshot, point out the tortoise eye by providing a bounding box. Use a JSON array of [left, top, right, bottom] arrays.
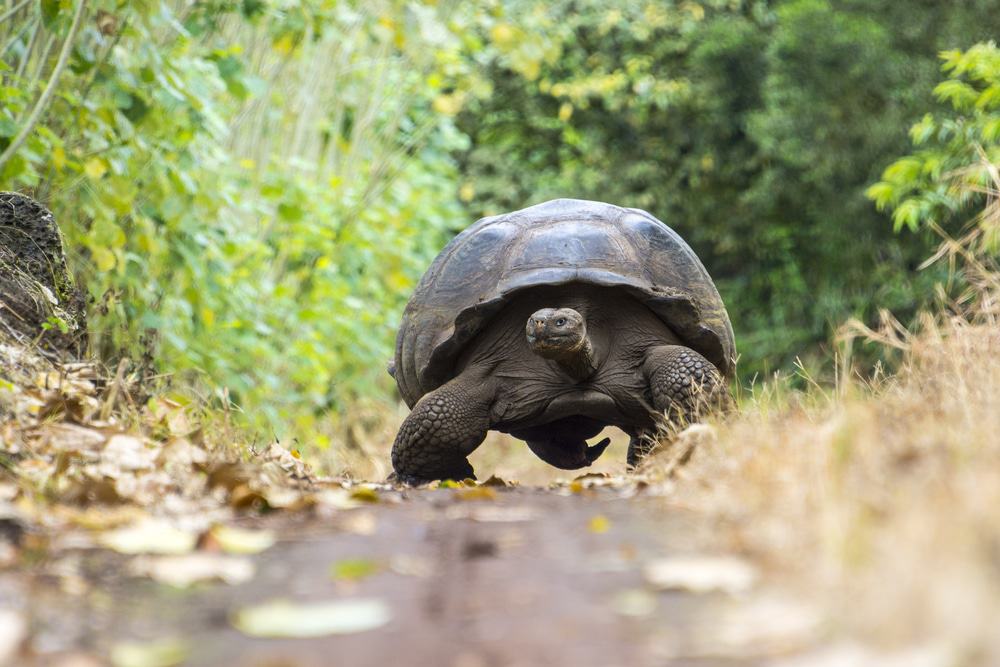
[[555, 318, 567, 327]]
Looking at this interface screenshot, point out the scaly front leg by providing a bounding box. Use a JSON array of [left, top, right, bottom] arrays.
[[391, 373, 495, 485], [628, 345, 725, 466]]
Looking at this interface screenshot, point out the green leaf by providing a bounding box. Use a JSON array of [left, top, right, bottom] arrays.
[[39, 0, 60, 28], [882, 157, 924, 184], [892, 199, 923, 232], [933, 79, 978, 110], [908, 113, 936, 145], [110, 639, 190, 667], [330, 558, 381, 581], [231, 599, 391, 637], [864, 182, 896, 210]]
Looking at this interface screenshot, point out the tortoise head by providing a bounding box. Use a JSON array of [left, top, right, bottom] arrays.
[[525, 307, 588, 360]]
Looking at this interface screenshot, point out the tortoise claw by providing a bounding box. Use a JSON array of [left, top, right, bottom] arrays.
[[585, 437, 612, 463]]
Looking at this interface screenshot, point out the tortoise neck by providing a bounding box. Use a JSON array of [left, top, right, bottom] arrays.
[[553, 336, 597, 383]]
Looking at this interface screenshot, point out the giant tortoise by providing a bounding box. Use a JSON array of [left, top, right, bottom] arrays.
[[390, 199, 734, 483]]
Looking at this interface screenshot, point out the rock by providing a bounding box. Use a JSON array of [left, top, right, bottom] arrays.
[[0, 192, 86, 357]]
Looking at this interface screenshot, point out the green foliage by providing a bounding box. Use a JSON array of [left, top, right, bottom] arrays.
[[868, 42, 1000, 247], [454, 0, 1000, 378], [1, 0, 472, 438]]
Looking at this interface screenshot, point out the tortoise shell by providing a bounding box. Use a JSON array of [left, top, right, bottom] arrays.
[[393, 199, 735, 407]]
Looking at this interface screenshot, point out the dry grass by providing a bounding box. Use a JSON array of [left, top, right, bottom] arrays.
[[648, 298, 1000, 660]]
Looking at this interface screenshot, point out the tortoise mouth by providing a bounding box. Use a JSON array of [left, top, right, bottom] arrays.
[[526, 331, 580, 352]]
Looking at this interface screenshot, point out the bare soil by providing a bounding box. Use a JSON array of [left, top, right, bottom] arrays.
[[3, 485, 789, 667]]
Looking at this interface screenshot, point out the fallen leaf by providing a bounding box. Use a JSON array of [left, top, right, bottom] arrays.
[[768, 641, 956, 667], [58, 505, 146, 531], [109, 638, 189, 667], [45, 652, 105, 667], [313, 488, 363, 511], [389, 554, 435, 578], [445, 505, 540, 523], [262, 486, 309, 510], [454, 486, 497, 501], [130, 553, 255, 587], [35, 423, 106, 452], [99, 519, 197, 555], [157, 438, 207, 467], [690, 596, 821, 657], [208, 525, 275, 555], [349, 487, 380, 503], [643, 555, 758, 594], [330, 558, 381, 582], [588, 514, 611, 533], [0, 609, 26, 664], [103, 435, 157, 471], [611, 588, 658, 617], [232, 598, 391, 637], [480, 475, 510, 487]]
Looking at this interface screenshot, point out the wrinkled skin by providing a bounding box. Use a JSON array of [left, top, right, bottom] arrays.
[[391, 286, 725, 484]]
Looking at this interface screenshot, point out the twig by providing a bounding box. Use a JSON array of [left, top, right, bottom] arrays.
[[0, 0, 88, 174], [99, 357, 129, 422]]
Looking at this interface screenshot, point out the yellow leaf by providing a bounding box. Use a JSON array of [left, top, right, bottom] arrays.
[[84, 157, 108, 180], [52, 145, 67, 171], [273, 34, 295, 55], [558, 102, 573, 122], [459, 183, 475, 202], [588, 514, 611, 534], [490, 23, 515, 47], [454, 486, 497, 501], [387, 270, 412, 290], [91, 246, 116, 272], [683, 2, 706, 21], [432, 92, 466, 116], [349, 487, 380, 503], [110, 225, 127, 249], [201, 307, 215, 328], [238, 158, 256, 170]]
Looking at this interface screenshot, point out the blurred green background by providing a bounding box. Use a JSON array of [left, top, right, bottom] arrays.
[[2, 0, 999, 446]]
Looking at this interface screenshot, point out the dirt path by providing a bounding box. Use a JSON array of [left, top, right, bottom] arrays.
[[2, 483, 818, 667]]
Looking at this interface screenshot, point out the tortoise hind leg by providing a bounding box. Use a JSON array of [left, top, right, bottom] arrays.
[[626, 431, 655, 469], [629, 345, 725, 467], [390, 374, 494, 485]]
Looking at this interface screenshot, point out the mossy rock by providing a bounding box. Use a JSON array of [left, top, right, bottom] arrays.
[[0, 192, 86, 357]]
